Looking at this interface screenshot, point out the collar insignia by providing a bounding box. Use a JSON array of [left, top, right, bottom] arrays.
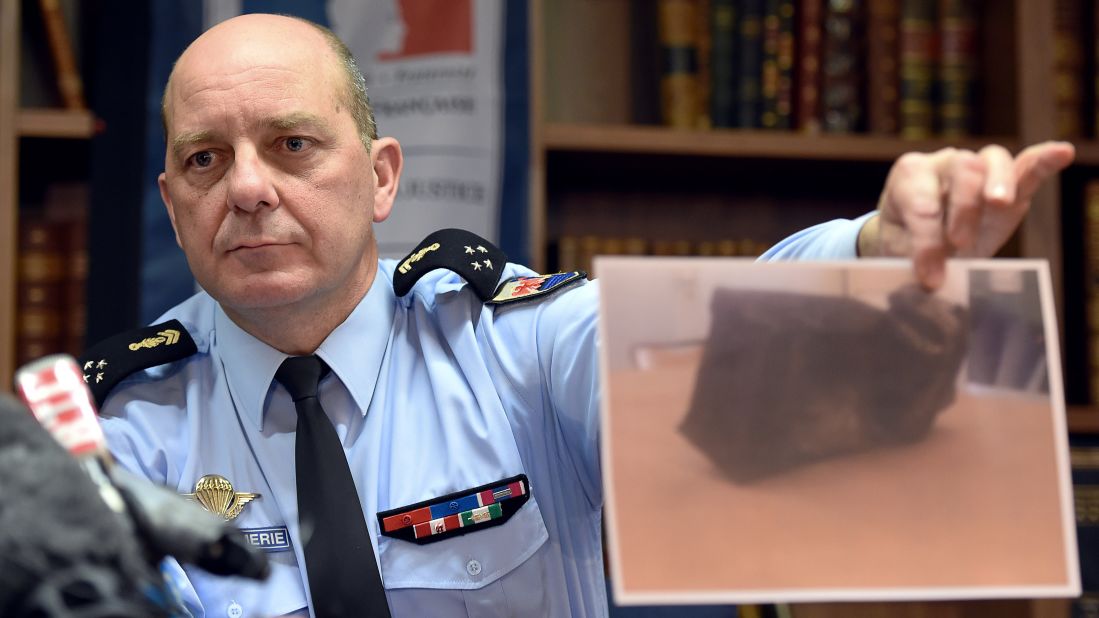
[[128, 328, 182, 351], [182, 474, 260, 521]]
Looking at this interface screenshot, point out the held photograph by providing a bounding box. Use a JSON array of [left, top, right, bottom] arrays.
[[597, 258, 1079, 605]]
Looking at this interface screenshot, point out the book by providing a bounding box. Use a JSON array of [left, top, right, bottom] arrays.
[[37, 0, 85, 110], [1072, 440, 1099, 616], [821, 0, 864, 132], [43, 183, 89, 357], [737, 0, 766, 127], [938, 0, 978, 136], [696, 0, 714, 128], [899, 0, 937, 138], [16, 213, 68, 367], [1087, 181, 1099, 404], [796, 0, 825, 133], [1054, 0, 1085, 138], [710, 0, 738, 127], [761, 0, 796, 129], [867, 0, 901, 134], [659, 0, 703, 128]]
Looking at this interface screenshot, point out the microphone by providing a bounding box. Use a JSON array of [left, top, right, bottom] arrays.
[[14, 355, 270, 581], [0, 392, 169, 617]]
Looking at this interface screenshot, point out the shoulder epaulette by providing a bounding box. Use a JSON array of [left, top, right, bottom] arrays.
[[392, 229, 508, 302], [77, 319, 198, 408], [486, 271, 587, 306]]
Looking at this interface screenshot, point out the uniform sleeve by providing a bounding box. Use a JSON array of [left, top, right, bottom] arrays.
[[487, 279, 603, 509], [532, 282, 602, 506], [760, 211, 876, 260]]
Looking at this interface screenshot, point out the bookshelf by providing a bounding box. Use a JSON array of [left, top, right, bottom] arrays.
[[0, 0, 92, 390], [528, 0, 1076, 615]]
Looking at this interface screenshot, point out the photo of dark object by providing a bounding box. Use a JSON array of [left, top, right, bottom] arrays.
[[598, 259, 1076, 602], [681, 284, 969, 483]]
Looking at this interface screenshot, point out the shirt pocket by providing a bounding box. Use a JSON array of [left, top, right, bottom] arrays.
[[185, 548, 308, 618], [378, 495, 550, 617]]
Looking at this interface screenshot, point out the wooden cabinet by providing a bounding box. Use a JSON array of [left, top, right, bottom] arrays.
[[0, 0, 94, 389]]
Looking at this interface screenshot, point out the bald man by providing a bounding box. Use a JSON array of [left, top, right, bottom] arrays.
[[82, 13, 1074, 618]]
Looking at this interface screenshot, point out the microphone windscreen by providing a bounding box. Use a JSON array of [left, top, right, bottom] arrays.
[[0, 394, 166, 617]]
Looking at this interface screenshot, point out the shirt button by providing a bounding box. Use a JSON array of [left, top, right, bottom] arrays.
[[227, 601, 243, 618], [449, 501, 459, 511], [466, 559, 482, 577]]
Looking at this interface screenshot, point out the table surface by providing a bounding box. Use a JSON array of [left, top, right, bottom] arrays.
[[605, 357, 1073, 597]]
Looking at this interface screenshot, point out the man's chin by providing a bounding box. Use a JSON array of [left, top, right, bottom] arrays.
[[204, 279, 318, 313]]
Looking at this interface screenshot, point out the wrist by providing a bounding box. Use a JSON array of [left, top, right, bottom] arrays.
[[857, 213, 880, 257]]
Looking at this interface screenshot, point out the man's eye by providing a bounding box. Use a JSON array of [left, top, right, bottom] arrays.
[[192, 151, 214, 167], [286, 137, 307, 152]]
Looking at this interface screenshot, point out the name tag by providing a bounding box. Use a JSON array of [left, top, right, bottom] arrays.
[[240, 526, 292, 552]]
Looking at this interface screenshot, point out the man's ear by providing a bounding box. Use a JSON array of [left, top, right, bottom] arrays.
[[158, 172, 184, 248], [370, 137, 402, 223]]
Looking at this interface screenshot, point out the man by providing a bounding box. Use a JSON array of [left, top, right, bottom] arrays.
[[86, 12, 1074, 618]]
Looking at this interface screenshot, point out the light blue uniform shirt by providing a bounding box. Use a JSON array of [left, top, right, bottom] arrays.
[[98, 217, 864, 618]]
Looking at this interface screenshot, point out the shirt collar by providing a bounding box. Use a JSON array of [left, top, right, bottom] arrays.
[[214, 271, 396, 430]]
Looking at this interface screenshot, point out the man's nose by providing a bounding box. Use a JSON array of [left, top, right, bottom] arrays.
[[226, 146, 279, 212]]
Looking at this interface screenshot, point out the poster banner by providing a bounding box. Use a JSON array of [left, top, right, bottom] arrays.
[[331, 0, 504, 257]]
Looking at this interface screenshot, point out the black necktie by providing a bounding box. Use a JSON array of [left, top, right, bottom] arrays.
[[274, 356, 391, 618]]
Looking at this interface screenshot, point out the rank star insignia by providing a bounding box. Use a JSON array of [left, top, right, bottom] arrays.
[[465, 245, 475, 254], [96, 360, 108, 369], [472, 261, 482, 270], [476, 245, 487, 253], [484, 259, 493, 269], [182, 474, 261, 521], [83, 360, 94, 370]]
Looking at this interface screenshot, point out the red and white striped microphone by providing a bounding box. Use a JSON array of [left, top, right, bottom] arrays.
[[13, 353, 270, 580], [14, 354, 127, 514]]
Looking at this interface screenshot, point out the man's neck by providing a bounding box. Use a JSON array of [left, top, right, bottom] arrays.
[[222, 266, 378, 356]]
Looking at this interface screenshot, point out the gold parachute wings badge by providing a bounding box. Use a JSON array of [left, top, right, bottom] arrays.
[[182, 474, 260, 521]]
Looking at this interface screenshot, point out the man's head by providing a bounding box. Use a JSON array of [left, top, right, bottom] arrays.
[[161, 16, 377, 151], [158, 14, 402, 349]]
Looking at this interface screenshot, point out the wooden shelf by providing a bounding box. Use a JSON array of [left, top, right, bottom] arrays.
[[1068, 405, 1099, 433], [17, 108, 96, 139], [543, 123, 1020, 162]]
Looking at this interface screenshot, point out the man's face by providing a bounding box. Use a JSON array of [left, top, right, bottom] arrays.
[[159, 20, 391, 317]]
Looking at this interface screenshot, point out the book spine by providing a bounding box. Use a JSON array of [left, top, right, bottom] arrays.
[[1087, 181, 1099, 404], [659, 0, 702, 128], [938, 0, 978, 137], [899, 0, 937, 138], [710, 0, 739, 127], [696, 0, 714, 128], [867, 0, 901, 134], [759, 0, 795, 129], [821, 0, 864, 133], [17, 215, 68, 367], [1071, 440, 1099, 615], [737, 0, 766, 127], [37, 0, 85, 110], [774, 0, 796, 129], [761, 0, 783, 128], [1095, 0, 1099, 138], [796, 0, 825, 133], [1054, 0, 1085, 139]]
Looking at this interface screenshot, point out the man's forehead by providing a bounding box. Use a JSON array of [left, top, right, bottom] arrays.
[[165, 16, 339, 116]]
